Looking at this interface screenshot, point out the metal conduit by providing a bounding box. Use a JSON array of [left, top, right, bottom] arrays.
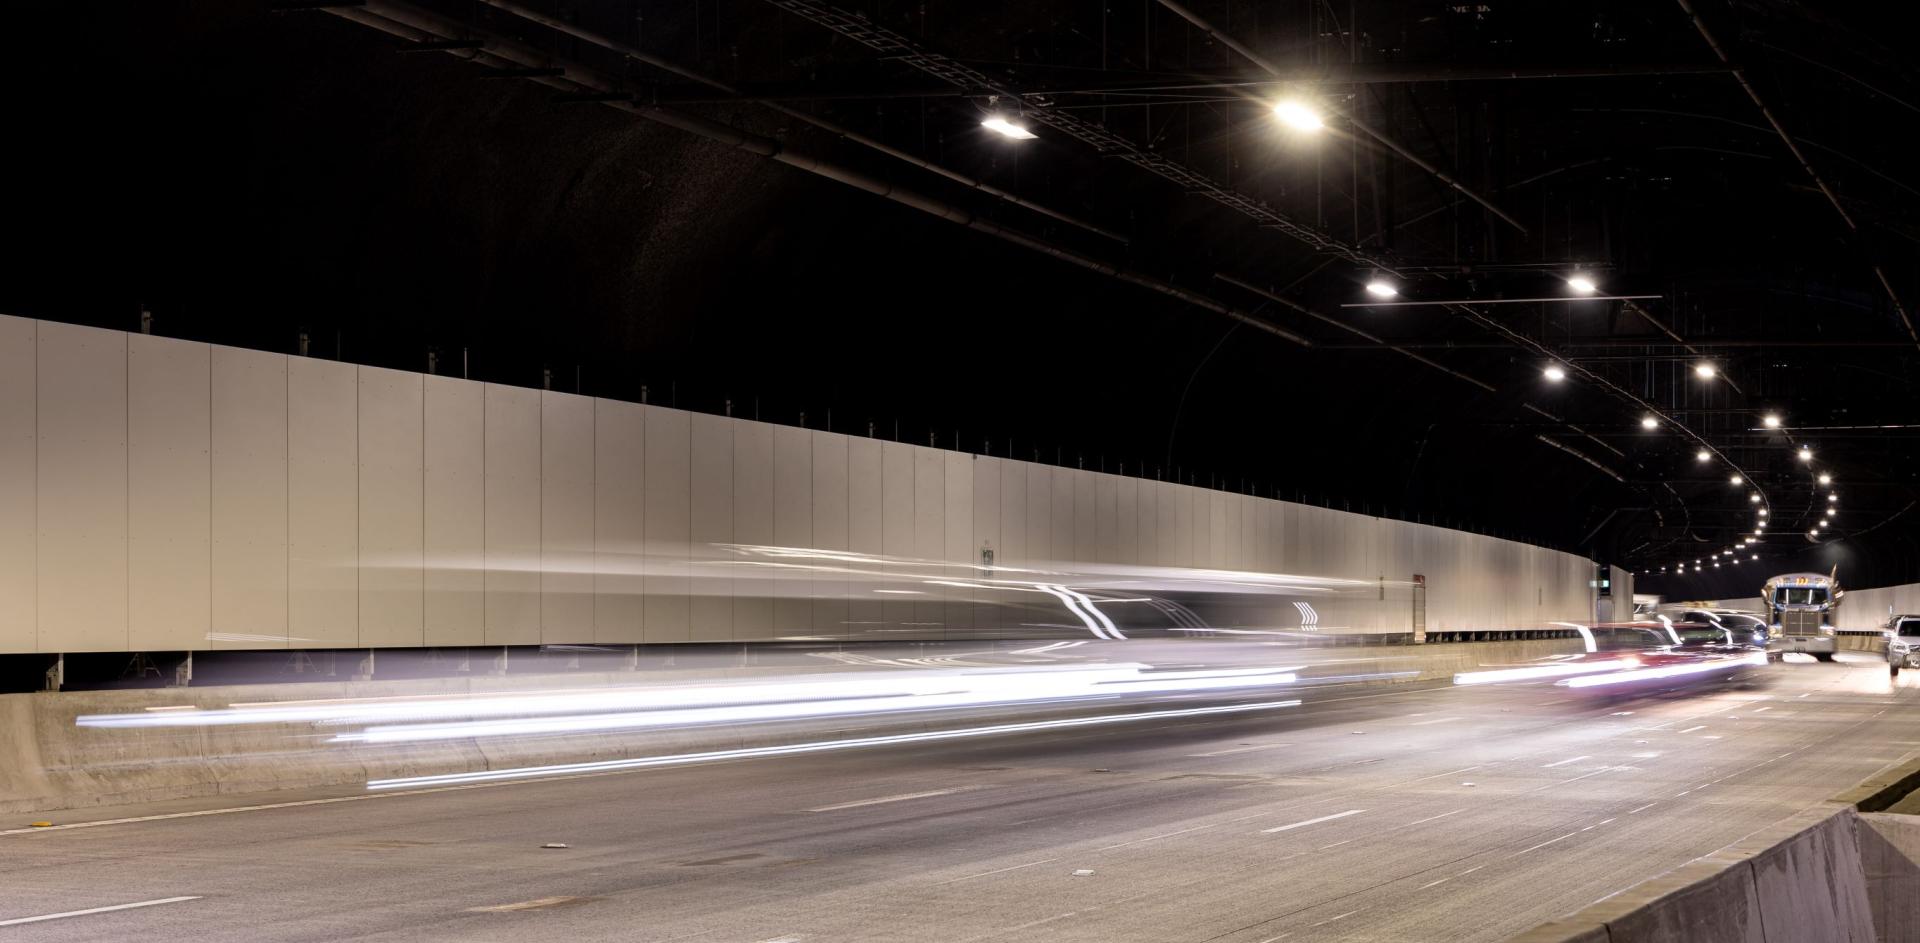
[[321, 1, 1310, 347]]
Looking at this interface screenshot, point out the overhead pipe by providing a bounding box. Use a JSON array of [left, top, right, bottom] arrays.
[[321, 1, 1309, 347], [471, 0, 1129, 245], [1151, 0, 1529, 235], [1215, 273, 1494, 392], [1675, 0, 1918, 351]]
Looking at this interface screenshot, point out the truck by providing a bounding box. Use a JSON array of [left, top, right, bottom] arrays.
[[1763, 571, 1841, 662]]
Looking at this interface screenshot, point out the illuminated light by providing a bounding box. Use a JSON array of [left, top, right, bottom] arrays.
[[1809, 529, 1819, 537], [1797, 446, 1813, 462], [1561, 651, 1768, 688], [1272, 100, 1324, 131], [1749, 493, 1761, 504], [1696, 450, 1711, 463], [1454, 658, 1642, 686], [1694, 363, 1716, 379], [1641, 415, 1659, 430], [1758, 508, 1768, 517], [1714, 562, 1720, 568], [361, 699, 1306, 791], [1752, 554, 1759, 561], [1730, 474, 1743, 485], [1543, 364, 1567, 382], [1567, 275, 1598, 294], [1762, 413, 1782, 429], [981, 116, 1038, 140], [1818, 473, 1832, 486], [1828, 493, 1838, 503], [1694, 566, 1702, 572], [1364, 279, 1398, 299]]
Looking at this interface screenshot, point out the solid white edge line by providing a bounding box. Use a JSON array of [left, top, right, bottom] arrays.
[[0, 896, 201, 927]]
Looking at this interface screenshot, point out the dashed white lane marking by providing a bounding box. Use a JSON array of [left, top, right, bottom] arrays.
[[1418, 877, 1449, 889], [1629, 802, 1659, 814], [1511, 831, 1579, 856], [1679, 725, 1707, 734], [1407, 717, 1461, 726], [1310, 910, 1362, 927], [1261, 809, 1366, 834], [1405, 809, 1465, 827], [1187, 743, 1291, 757], [937, 857, 1063, 884], [468, 897, 587, 913], [1542, 755, 1591, 769], [0, 896, 201, 927], [1752, 706, 1771, 713], [806, 787, 980, 812]]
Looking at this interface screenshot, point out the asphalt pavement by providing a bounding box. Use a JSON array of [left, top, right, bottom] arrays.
[[3, 651, 1916, 942]]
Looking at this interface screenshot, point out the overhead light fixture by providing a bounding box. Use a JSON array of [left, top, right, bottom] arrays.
[[1828, 493, 1838, 503], [1729, 474, 1743, 485], [1567, 275, 1598, 294], [1543, 364, 1566, 382], [1696, 449, 1711, 463], [1809, 529, 1819, 538], [1751, 554, 1759, 561], [1762, 413, 1782, 429], [1749, 493, 1761, 503], [1694, 565, 1702, 572], [1364, 279, 1398, 299], [1797, 446, 1813, 462], [1818, 473, 1832, 486], [981, 116, 1038, 140], [1640, 415, 1659, 430], [1273, 100, 1324, 132], [1826, 508, 1836, 517], [1758, 507, 1768, 517], [1714, 562, 1721, 568], [1694, 363, 1717, 379]]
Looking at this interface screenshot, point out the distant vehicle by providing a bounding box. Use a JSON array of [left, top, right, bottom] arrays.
[[1888, 615, 1920, 676], [1763, 572, 1841, 662], [1678, 609, 1769, 648]]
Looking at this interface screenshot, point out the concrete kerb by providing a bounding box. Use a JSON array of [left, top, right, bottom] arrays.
[[0, 639, 1586, 815]]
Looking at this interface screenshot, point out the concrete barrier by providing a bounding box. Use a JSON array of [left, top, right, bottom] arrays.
[[0, 639, 1585, 814]]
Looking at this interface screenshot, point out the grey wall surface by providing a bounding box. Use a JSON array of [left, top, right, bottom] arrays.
[[0, 315, 1597, 653]]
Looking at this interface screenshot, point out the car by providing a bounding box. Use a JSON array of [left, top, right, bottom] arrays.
[[1678, 609, 1769, 649], [1888, 615, 1920, 676]]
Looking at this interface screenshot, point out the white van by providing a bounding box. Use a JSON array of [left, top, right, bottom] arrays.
[[1889, 615, 1920, 676]]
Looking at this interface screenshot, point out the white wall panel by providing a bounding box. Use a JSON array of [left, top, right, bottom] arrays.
[[732, 422, 774, 640], [1093, 473, 1118, 564], [356, 368, 423, 648], [0, 317, 34, 652], [998, 461, 1026, 564], [288, 358, 358, 649], [36, 322, 127, 652], [128, 334, 210, 652], [772, 426, 813, 637], [211, 346, 287, 650], [592, 399, 644, 643], [642, 406, 690, 642], [846, 437, 883, 638], [1116, 476, 1138, 565], [1050, 468, 1073, 563], [483, 384, 541, 646], [812, 432, 851, 638], [912, 447, 944, 632], [540, 392, 595, 643], [880, 442, 914, 631], [689, 413, 734, 641], [423, 377, 484, 647], [942, 452, 972, 635], [1024, 465, 1050, 562], [971, 457, 1001, 570]]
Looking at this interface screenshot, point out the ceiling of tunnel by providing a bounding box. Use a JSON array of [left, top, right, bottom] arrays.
[[3, 0, 1917, 592]]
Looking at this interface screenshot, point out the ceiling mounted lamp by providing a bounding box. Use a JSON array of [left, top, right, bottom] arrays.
[[1694, 363, 1717, 379], [1543, 364, 1567, 382], [1272, 100, 1325, 132], [1828, 493, 1838, 503], [1818, 473, 1832, 486], [1729, 474, 1743, 485], [1798, 446, 1813, 462], [1758, 507, 1768, 517], [1826, 507, 1836, 517], [1762, 413, 1782, 429], [1752, 554, 1759, 561], [1567, 274, 1599, 294], [1364, 278, 1398, 299], [1696, 449, 1711, 463], [1809, 530, 1819, 538], [1749, 493, 1761, 503], [980, 116, 1038, 140], [1640, 415, 1659, 430]]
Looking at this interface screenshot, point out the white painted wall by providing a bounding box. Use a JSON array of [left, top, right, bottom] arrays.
[[0, 315, 1597, 652]]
